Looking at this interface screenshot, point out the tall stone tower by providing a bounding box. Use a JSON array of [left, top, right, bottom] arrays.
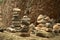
[[10, 8, 21, 30]]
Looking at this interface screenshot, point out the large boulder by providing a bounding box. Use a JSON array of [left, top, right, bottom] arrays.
[[36, 30, 54, 38]]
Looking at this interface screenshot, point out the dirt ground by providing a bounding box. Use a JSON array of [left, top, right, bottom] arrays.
[[0, 31, 60, 40]]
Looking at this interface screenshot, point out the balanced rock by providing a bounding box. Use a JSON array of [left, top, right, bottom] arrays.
[[37, 14, 46, 24]]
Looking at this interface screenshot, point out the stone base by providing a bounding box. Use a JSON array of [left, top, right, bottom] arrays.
[[20, 33, 30, 37], [36, 30, 54, 38]]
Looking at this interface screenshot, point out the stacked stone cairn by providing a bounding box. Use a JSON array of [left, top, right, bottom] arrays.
[[35, 14, 55, 38], [7, 8, 21, 33], [20, 15, 31, 37], [5, 11, 60, 37]]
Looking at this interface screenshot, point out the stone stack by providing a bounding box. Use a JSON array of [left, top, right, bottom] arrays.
[[20, 15, 31, 37], [10, 8, 21, 32], [37, 14, 54, 28], [35, 14, 54, 37]]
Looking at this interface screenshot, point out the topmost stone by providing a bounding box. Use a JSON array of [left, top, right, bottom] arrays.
[[13, 8, 21, 12]]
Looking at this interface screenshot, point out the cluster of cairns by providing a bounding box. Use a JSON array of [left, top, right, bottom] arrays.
[[0, 8, 60, 38]]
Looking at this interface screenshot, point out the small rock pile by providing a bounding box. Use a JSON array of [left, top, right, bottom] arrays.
[[34, 14, 60, 38]]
